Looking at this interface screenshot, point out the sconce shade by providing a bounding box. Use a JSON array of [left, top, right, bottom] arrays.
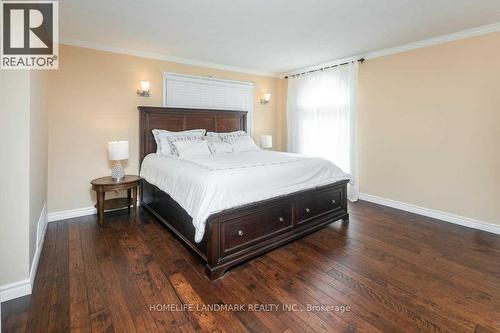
[[260, 93, 271, 104], [108, 141, 129, 160], [140, 80, 151, 92], [259, 135, 273, 149]]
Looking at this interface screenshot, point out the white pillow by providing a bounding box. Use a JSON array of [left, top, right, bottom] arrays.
[[172, 140, 212, 157], [228, 136, 260, 152], [208, 141, 234, 154], [152, 129, 206, 155]]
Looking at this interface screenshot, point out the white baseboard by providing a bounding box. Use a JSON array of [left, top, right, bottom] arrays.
[[0, 279, 31, 303], [47, 206, 97, 222], [31, 203, 48, 286], [358, 193, 500, 235], [1, 204, 49, 303], [1, 201, 142, 303], [48, 200, 140, 223]]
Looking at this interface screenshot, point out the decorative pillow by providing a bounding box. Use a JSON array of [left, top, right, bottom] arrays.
[[205, 135, 222, 143], [228, 136, 260, 152], [152, 129, 206, 154], [167, 135, 204, 156], [208, 141, 234, 154], [207, 130, 247, 142], [171, 140, 212, 157]]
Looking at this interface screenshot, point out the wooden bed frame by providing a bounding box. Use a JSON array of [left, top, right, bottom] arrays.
[[139, 106, 349, 279]]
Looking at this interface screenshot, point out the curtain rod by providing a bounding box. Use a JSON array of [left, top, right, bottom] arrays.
[[284, 58, 365, 79]]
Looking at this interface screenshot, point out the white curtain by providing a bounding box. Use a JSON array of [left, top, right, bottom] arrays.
[[287, 62, 359, 201]]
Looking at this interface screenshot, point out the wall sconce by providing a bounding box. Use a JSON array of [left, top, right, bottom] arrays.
[[260, 93, 271, 105], [137, 80, 151, 97]]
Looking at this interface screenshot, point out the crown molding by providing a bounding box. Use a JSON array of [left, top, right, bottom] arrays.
[[363, 21, 500, 60], [59, 37, 280, 78], [61, 21, 500, 79], [283, 55, 361, 78], [282, 21, 500, 78]]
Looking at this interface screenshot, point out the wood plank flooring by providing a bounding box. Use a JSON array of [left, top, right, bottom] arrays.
[[2, 201, 500, 332]]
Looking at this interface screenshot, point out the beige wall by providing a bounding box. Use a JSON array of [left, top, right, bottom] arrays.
[[47, 45, 287, 213], [358, 32, 500, 225], [0, 69, 48, 289], [47, 33, 500, 226], [29, 71, 49, 267], [0, 70, 31, 286]]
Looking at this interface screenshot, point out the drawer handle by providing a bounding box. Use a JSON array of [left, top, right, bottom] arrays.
[[237, 230, 244, 237], [305, 208, 310, 213], [332, 199, 336, 204], [278, 217, 284, 222]]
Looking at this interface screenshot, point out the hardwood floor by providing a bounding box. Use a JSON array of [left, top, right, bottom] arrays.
[[2, 201, 500, 332]]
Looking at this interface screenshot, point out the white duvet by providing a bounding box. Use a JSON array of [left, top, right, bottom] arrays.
[[140, 150, 350, 242]]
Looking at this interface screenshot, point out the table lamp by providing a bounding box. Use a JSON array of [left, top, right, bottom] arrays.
[[259, 135, 273, 149], [108, 141, 129, 181]]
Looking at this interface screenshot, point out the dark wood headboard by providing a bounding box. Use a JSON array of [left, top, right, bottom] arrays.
[[138, 106, 247, 162]]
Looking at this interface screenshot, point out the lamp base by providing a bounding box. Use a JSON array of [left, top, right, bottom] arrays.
[[111, 161, 125, 181]]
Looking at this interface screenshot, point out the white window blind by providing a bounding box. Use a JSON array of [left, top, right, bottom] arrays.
[[163, 73, 254, 133]]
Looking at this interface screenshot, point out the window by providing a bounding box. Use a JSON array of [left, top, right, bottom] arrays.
[[163, 73, 254, 133], [287, 62, 359, 200]]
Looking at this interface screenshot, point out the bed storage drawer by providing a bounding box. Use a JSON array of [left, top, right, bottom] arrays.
[[296, 187, 343, 224], [220, 203, 293, 257]]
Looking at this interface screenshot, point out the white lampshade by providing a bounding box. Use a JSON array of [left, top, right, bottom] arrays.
[[263, 93, 271, 102], [259, 135, 273, 149], [140, 80, 150, 92], [108, 141, 129, 161]]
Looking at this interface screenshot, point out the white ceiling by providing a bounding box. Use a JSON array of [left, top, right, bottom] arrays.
[[60, 0, 500, 75]]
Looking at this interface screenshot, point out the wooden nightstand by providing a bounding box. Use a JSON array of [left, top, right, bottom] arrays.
[[90, 175, 141, 226]]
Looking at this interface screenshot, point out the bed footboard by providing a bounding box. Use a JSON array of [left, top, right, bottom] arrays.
[[140, 179, 349, 280]]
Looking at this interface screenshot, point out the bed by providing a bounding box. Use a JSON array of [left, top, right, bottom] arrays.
[[138, 106, 350, 279]]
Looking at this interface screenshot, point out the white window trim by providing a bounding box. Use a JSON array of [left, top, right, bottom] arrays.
[[163, 72, 254, 134]]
